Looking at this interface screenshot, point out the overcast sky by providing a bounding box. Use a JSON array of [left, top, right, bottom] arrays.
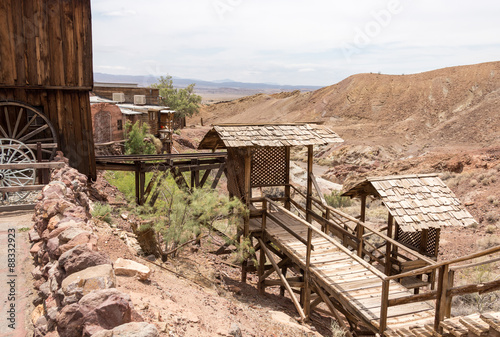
[[91, 0, 500, 86]]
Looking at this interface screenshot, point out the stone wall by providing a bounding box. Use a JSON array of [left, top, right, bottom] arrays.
[[28, 153, 158, 337]]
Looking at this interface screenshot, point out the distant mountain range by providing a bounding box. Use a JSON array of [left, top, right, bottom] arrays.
[[93, 73, 321, 92]]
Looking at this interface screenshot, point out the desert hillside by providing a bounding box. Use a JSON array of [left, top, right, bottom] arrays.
[[197, 62, 500, 154]]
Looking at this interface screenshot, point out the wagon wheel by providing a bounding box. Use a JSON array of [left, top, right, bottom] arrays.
[[0, 138, 37, 203], [0, 101, 58, 160]]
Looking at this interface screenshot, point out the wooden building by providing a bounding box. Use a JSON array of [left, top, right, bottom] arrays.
[[0, 0, 96, 178], [93, 83, 160, 106]]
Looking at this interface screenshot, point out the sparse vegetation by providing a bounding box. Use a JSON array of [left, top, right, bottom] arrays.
[[485, 225, 497, 234], [452, 262, 500, 315], [124, 121, 157, 155], [487, 195, 499, 206], [330, 320, 346, 337], [325, 191, 352, 209], [92, 202, 113, 224], [151, 75, 202, 119], [486, 211, 499, 224]]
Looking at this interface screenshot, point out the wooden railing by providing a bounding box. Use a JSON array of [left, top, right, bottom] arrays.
[[253, 190, 500, 334]]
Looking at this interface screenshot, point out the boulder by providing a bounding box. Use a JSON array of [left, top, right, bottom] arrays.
[[55, 303, 84, 337], [29, 228, 41, 242], [114, 258, 151, 281], [57, 231, 97, 256], [30, 241, 43, 256], [78, 289, 135, 336], [61, 264, 115, 303], [91, 322, 159, 337], [31, 304, 44, 325], [58, 244, 111, 276], [58, 227, 89, 243]]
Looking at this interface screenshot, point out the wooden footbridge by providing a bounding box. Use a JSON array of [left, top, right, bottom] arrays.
[[197, 124, 500, 336], [248, 195, 500, 335]]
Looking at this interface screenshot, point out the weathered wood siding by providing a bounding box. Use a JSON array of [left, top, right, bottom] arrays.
[[0, 0, 93, 89], [0, 0, 95, 178], [0, 88, 96, 177]]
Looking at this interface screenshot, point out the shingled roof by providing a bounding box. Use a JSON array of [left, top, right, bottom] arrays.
[[198, 123, 344, 150], [342, 174, 477, 231]]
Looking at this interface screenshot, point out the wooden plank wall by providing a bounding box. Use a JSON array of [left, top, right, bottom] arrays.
[[0, 0, 96, 178], [0, 88, 96, 178], [0, 0, 93, 89]]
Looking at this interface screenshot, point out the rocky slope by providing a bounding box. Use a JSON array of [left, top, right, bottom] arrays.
[[197, 61, 500, 154]]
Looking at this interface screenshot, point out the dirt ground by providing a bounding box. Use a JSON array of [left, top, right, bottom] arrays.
[[0, 211, 34, 337], [94, 217, 332, 337]]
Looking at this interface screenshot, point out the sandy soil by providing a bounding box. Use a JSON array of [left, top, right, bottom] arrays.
[[0, 211, 34, 337]]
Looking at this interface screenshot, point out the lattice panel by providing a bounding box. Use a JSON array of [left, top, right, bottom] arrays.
[[251, 147, 287, 187], [427, 228, 439, 257], [396, 227, 439, 258]]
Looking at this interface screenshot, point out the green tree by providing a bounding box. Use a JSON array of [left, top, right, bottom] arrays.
[[151, 75, 202, 119], [124, 121, 156, 155]]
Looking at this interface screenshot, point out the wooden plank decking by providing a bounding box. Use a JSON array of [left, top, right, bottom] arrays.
[[258, 209, 436, 332]]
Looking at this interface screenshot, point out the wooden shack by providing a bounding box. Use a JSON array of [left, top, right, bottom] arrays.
[[0, 0, 96, 178], [198, 123, 343, 226], [342, 174, 477, 290]]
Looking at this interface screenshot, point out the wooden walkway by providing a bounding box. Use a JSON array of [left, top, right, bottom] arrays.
[[253, 208, 436, 333]]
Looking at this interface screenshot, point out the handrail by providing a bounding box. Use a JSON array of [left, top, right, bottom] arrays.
[[265, 198, 388, 281], [288, 184, 437, 266], [386, 245, 500, 281]]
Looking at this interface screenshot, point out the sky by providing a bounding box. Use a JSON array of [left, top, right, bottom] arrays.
[[91, 0, 500, 87]]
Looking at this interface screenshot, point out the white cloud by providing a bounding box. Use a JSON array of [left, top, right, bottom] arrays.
[[90, 0, 500, 86]]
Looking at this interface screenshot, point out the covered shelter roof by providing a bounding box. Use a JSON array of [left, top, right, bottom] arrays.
[[198, 123, 344, 150], [342, 174, 477, 231]]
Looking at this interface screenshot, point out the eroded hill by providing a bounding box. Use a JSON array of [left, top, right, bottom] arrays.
[[198, 61, 500, 154]]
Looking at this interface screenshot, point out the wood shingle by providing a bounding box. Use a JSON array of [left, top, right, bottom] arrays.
[[343, 174, 477, 231], [198, 123, 344, 150]]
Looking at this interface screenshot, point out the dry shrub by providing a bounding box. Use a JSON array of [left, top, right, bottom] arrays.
[[477, 235, 500, 250], [486, 211, 499, 224], [485, 225, 497, 234]]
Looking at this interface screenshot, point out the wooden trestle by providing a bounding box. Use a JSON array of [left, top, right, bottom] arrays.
[[95, 153, 227, 205]]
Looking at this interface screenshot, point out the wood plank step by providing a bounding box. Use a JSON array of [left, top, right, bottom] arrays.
[[384, 327, 417, 336], [480, 312, 500, 333], [459, 314, 489, 336], [409, 326, 434, 337], [440, 316, 468, 337]]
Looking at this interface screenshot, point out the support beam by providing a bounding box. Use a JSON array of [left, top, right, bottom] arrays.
[[312, 280, 354, 337], [258, 238, 306, 321]]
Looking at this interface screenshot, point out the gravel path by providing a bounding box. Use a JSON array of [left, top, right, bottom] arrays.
[[0, 211, 34, 337]]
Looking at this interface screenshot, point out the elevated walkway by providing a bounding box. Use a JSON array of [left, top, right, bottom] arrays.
[[249, 197, 500, 335]]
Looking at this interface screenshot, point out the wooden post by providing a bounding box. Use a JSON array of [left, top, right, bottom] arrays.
[[306, 145, 313, 223], [444, 269, 454, 318], [385, 213, 394, 276], [379, 279, 390, 334], [357, 194, 366, 257], [284, 147, 291, 210], [303, 227, 313, 320], [241, 148, 252, 283], [258, 199, 267, 294], [434, 264, 450, 333], [134, 161, 140, 204], [139, 162, 146, 205], [36, 142, 43, 185]]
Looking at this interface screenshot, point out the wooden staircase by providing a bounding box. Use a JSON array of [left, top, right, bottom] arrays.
[[384, 312, 500, 337]]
